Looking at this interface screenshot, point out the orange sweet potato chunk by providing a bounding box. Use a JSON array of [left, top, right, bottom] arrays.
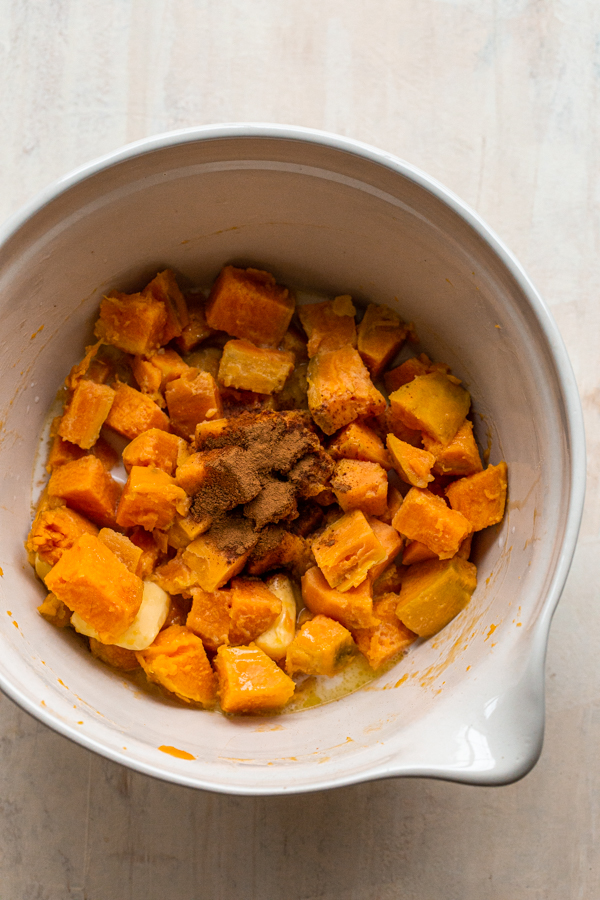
[[89, 637, 140, 671], [379, 485, 404, 526], [152, 553, 199, 595], [301, 565, 378, 630], [206, 266, 294, 347], [176, 293, 214, 353], [445, 461, 508, 531], [165, 369, 223, 440], [27, 506, 99, 566], [45, 533, 143, 643], [386, 433, 435, 488], [147, 348, 190, 389], [389, 372, 471, 445], [384, 355, 430, 392], [228, 578, 282, 645], [187, 587, 232, 651], [167, 512, 211, 550], [312, 509, 387, 591], [218, 339, 295, 394], [330, 459, 389, 517], [122, 429, 185, 475], [47, 456, 121, 528], [395, 556, 477, 638], [285, 615, 357, 677], [357, 303, 408, 378], [136, 625, 217, 706], [37, 592, 72, 628], [143, 269, 189, 344], [215, 643, 296, 714], [385, 405, 423, 448], [328, 421, 391, 469], [298, 295, 357, 357], [368, 517, 404, 581], [94, 290, 167, 356], [46, 434, 87, 471], [307, 346, 386, 435], [402, 540, 438, 566], [98, 528, 143, 575], [422, 419, 483, 477], [131, 357, 163, 404], [116, 466, 188, 531], [129, 527, 162, 578], [105, 382, 170, 440], [58, 381, 115, 450], [392, 487, 471, 559], [352, 593, 417, 669], [182, 528, 258, 592]]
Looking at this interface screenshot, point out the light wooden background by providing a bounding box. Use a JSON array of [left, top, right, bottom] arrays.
[[1, 1, 599, 897]]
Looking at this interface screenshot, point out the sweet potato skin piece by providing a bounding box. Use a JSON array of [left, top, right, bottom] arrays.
[[47, 455, 121, 528], [386, 433, 435, 488], [328, 421, 391, 469], [94, 290, 167, 356], [116, 466, 188, 531], [215, 643, 295, 714], [395, 556, 477, 638], [136, 625, 217, 706], [352, 593, 417, 668], [422, 419, 483, 477], [122, 429, 185, 475], [357, 303, 407, 378], [301, 565, 378, 630], [218, 339, 295, 394], [45, 533, 143, 643], [285, 615, 357, 677], [445, 461, 508, 531], [27, 506, 99, 566], [312, 509, 387, 591], [206, 266, 294, 347], [389, 372, 471, 445], [330, 459, 389, 517], [165, 369, 223, 440], [105, 382, 170, 440], [392, 487, 471, 559], [298, 296, 357, 357], [58, 381, 115, 449], [307, 346, 386, 435]]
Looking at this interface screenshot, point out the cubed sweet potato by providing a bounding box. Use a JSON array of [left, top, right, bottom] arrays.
[[176, 294, 214, 353], [395, 556, 477, 638], [58, 381, 115, 450], [422, 419, 483, 477], [131, 356, 163, 404], [37, 592, 72, 628], [45, 533, 143, 643], [147, 348, 190, 389], [215, 643, 296, 714], [389, 372, 471, 445], [328, 420, 391, 470], [89, 637, 140, 671], [94, 289, 167, 355], [129, 527, 162, 578], [98, 528, 143, 574], [136, 625, 216, 706], [105, 382, 170, 440], [186, 587, 232, 651], [228, 577, 282, 645], [27, 506, 99, 566], [47, 455, 121, 528], [116, 466, 188, 531], [218, 339, 295, 394], [298, 295, 357, 357], [386, 433, 435, 488], [392, 487, 471, 559], [379, 485, 404, 526], [331, 459, 389, 517], [152, 553, 199, 595], [402, 540, 438, 566], [368, 517, 404, 581], [286, 615, 357, 677], [307, 346, 386, 435], [301, 565, 378, 630], [165, 368, 223, 440], [445, 461, 508, 531], [182, 524, 258, 592], [122, 429, 185, 475], [246, 526, 312, 577], [385, 405, 423, 448], [352, 593, 417, 668], [46, 434, 87, 471], [312, 508, 387, 591], [143, 269, 189, 344], [167, 512, 211, 550], [384, 355, 431, 393], [206, 266, 294, 346], [357, 303, 408, 378]]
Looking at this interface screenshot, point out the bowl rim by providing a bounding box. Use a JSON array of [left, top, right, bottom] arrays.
[[0, 123, 586, 793]]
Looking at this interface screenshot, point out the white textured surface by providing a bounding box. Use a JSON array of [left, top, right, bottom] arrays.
[[0, 2, 597, 897]]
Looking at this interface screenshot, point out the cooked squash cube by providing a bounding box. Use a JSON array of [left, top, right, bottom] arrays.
[[298, 295, 357, 357], [328, 420, 391, 469], [186, 587, 232, 651], [352, 593, 417, 668], [307, 346, 386, 435], [402, 540, 438, 566], [384, 355, 431, 392], [379, 485, 404, 526], [228, 577, 282, 645], [105, 382, 170, 440], [386, 433, 435, 488], [246, 526, 312, 577], [368, 517, 404, 581], [215, 643, 296, 714], [147, 348, 190, 389], [89, 637, 140, 671], [116, 466, 188, 531], [286, 615, 357, 677], [92, 437, 120, 471], [27, 505, 99, 566], [385, 405, 423, 448], [98, 528, 143, 574], [45, 533, 143, 644], [206, 265, 294, 346], [331, 459, 389, 517], [357, 303, 408, 378], [389, 372, 471, 445], [129, 527, 162, 578], [182, 523, 258, 592], [167, 512, 212, 550], [392, 487, 471, 559], [143, 269, 189, 344], [176, 294, 214, 353], [58, 381, 115, 450], [94, 290, 167, 355], [131, 356, 163, 404], [312, 509, 387, 591], [136, 625, 216, 706], [152, 553, 199, 594], [194, 417, 229, 449], [445, 461, 508, 531], [165, 368, 223, 440], [301, 565, 378, 630], [46, 434, 87, 471], [372, 562, 403, 597], [47, 455, 121, 528], [422, 419, 483, 477], [37, 592, 72, 628], [218, 339, 295, 394], [122, 429, 185, 476], [395, 556, 477, 638]]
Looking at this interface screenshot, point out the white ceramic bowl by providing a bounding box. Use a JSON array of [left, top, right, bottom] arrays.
[[0, 124, 585, 795]]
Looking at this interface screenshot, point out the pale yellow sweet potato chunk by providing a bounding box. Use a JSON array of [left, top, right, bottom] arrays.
[[312, 508, 386, 591], [395, 556, 477, 638], [386, 433, 435, 488], [285, 615, 357, 677], [389, 372, 471, 445], [307, 346, 386, 435], [298, 295, 357, 357], [218, 339, 295, 394]]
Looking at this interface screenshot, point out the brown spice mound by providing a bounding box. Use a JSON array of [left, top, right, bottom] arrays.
[[206, 514, 259, 559]]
